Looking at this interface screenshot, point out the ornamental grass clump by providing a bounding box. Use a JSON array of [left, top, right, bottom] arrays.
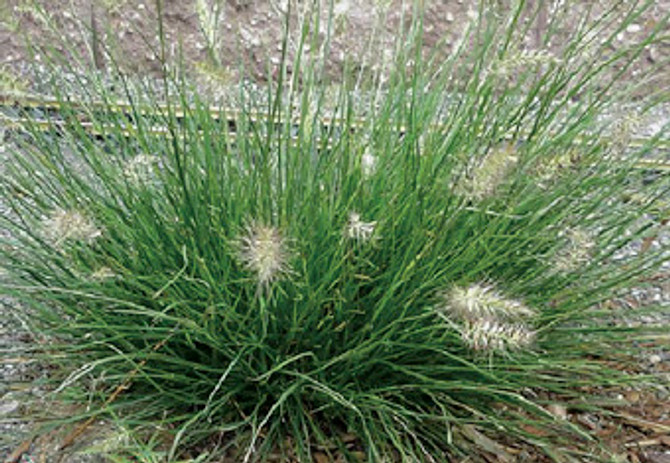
[[1, 1, 669, 461]]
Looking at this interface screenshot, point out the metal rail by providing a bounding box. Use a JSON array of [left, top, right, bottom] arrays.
[[1, 93, 669, 171]]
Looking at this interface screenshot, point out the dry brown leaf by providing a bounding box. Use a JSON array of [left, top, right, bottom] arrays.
[[640, 235, 657, 254], [460, 425, 513, 463], [350, 450, 366, 461], [625, 437, 662, 448], [576, 414, 599, 431], [6, 437, 34, 463], [619, 413, 670, 434], [340, 433, 357, 444], [520, 423, 552, 436]]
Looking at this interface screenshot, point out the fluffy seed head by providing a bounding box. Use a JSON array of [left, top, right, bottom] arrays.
[[361, 149, 377, 177], [236, 222, 293, 289], [195, 60, 233, 100], [534, 149, 582, 189], [456, 146, 518, 201], [334, 0, 351, 17], [90, 266, 116, 281], [346, 212, 377, 242], [123, 154, 159, 186], [442, 283, 536, 323], [461, 319, 535, 353], [0, 68, 28, 96], [553, 228, 596, 274], [42, 209, 102, 246], [605, 113, 643, 161], [491, 50, 560, 78]]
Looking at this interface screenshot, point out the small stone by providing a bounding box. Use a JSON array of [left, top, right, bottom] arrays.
[[351, 451, 366, 461], [645, 452, 670, 463], [446, 12, 454, 22], [547, 404, 568, 420], [0, 399, 20, 416], [626, 23, 642, 33], [649, 354, 662, 364], [625, 391, 641, 402], [577, 413, 598, 430]]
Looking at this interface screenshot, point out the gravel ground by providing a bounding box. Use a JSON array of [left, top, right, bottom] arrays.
[[0, 89, 668, 461]]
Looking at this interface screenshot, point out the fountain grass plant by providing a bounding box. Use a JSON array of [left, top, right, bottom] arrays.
[[1, 0, 669, 461]]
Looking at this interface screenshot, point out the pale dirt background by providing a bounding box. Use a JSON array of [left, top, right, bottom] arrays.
[[1, 0, 669, 92]]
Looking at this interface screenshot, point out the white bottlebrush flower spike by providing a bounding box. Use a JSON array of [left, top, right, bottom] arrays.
[[553, 227, 596, 274], [534, 149, 581, 189], [461, 319, 535, 353], [490, 49, 560, 78], [90, 266, 116, 281], [442, 283, 536, 322], [42, 209, 102, 246], [436, 282, 538, 353], [361, 149, 377, 177], [456, 145, 518, 201], [196, 0, 224, 51], [346, 212, 377, 242], [607, 113, 642, 159], [123, 154, 159, 186], [334, 0, 351, 17], [235, 222, 293, 289]]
